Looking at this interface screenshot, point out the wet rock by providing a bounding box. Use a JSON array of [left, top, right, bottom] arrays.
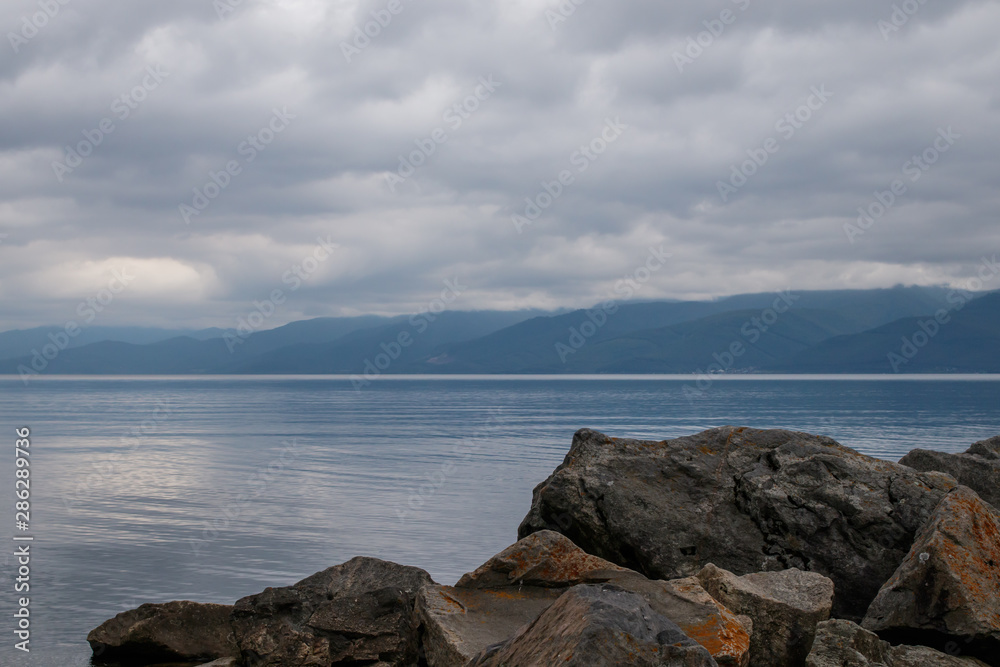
[[863, 486, 1000, 666], [806, 619, 989, 667], [231, 556, 433, 667], [467, 584, 720, 667], [87, 600, 237, 664], [899, 436, 1000, 509], [519, 427, 956, 618], [697, 563, 833, 667]]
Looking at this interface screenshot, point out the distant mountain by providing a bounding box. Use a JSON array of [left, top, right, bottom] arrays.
[[767, 292, 1000, 373], [410, 286, 958, 373], [1, 287, 994, 376], [0, 310, 549, 376], [0, 325, 225, 361]]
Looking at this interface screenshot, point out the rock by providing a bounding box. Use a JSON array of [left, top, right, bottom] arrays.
[[231, 556, 433, 667], [197, 659, 239, 667], [87, 600, 237, 664], [863, 486, 1000, 666], [415, 584, 563, 667], [967, 435, 1000, 460], [697, 563, 834, 667], [899, 436, 1000, 509], [456, 530, 629, 588], [806, 619, 989, 667], [417, 531, 628, 666], [467, 584, 720, 667], [427, 531, 747, 666], [519, 427, 957, 618], [607, 572, 751, 667]]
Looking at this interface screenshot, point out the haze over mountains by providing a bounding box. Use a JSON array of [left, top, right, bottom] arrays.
[[2, 286, 997, 377]]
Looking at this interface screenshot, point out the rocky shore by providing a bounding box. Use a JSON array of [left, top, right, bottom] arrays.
[[88, 427, 1000, 666]]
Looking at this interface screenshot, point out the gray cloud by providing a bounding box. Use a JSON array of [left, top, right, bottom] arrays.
[[0, 0, 998, 330]]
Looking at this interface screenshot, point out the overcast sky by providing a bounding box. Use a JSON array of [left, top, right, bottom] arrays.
[[1, 0, 998, 330]]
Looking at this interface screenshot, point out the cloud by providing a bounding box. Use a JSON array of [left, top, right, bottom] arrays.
[[0, 0, 998, 329]]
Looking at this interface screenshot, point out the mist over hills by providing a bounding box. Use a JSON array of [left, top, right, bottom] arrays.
[[1, 286, 996, 377]]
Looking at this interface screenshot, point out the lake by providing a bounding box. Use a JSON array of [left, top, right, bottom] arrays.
[[1, 375, 998, 666]]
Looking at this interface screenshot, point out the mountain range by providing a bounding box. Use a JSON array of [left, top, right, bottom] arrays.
[[2, 286, 997, 377]]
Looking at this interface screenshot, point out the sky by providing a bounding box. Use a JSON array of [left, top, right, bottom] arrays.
[[1, 0, 999, 331]]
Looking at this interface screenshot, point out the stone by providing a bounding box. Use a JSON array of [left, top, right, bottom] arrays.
[[87, 600, 237, 664], [197, 659, 239, 667], [455, 530, 629, 589], [900, 436, 1000, 509], [231, 556, 433, 667], [697, 563, 834, 667], [450, 530, 751, 667], [415, 584, 562, 667], [519, 427, 957, 618], [467, 584, 720, 667], [806, 619, 989, 667], [863, 486, 1000, 666], [417, 531, 626, 666]]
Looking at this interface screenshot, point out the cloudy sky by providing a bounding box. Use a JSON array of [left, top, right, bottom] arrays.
[[2, 0, 998, 330]]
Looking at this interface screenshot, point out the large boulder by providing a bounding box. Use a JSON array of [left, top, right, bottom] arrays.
[[806, 619, 989, 667], [467, 584, 720, 667], [415, 585, 563, 667], [519, 427, 957, 618], [697, 563, 834, 667], [899, 436, 1000, 509], [88, 600, 237, 664], [863, 486, 1000, 666], [419, 531, 748, 666], [231, 557, 433, 667]]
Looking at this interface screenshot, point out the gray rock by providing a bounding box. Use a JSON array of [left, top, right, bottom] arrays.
[[440, 531, 748, 666], [697, 563, 834, 667], [968, 435, 1000, 460], [231, 556, 433, 667], [466, 584, 720, 667], [863, 486, 1000, 666], [417, 531, 630, 667], [519, 427, 956, 619], [416, 584, 563, 667], [899, 436, 1000, 509], [87, 600, 237, 664], [806, 619, 989, 667], [197, 659, 239, 667]]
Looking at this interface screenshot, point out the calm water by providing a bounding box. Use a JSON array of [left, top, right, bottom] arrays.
[[0, 375, 998, 666]]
